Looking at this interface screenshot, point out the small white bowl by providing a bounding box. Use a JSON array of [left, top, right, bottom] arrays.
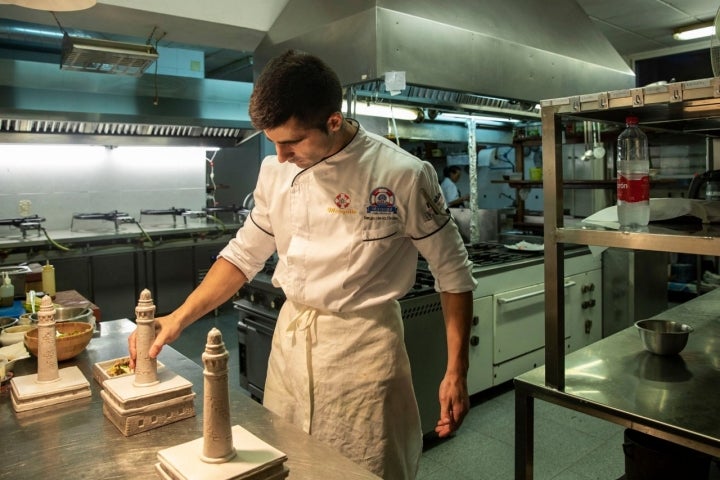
[[0, 324, 35, 346]]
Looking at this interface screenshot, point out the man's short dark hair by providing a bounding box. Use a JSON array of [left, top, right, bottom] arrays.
[[249, 49, 343, 133], [443, 165, 462, 178]]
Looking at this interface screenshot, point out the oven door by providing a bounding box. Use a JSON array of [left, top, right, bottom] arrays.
[[493, 280, 576, 364], [237, 312, 275, 402]]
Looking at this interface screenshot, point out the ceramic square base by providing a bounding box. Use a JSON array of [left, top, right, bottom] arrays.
[[10, 366, 91, 412], [156, 425, 288, 480], [101, 368, 195, 436]]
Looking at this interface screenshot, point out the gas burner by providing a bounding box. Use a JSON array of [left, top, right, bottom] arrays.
[[0, 214, 45, 238], [465, 242, 537, 267], [139, 207, 206, 227], [140, 207, 188, 216], [203, 204, 242, 213], [404, 267, 437, 298], [71, 211, 136, 232], [203, 204, 249, 224]]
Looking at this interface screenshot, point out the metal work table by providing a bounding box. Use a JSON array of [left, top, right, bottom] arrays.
[[514, 288, 720, 479], [0, 319, 379, 479]]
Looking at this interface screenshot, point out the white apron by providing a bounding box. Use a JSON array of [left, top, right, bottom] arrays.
[[263, 299, 422, 479]]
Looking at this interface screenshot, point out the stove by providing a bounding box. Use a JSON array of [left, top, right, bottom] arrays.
[[71, 211, 136, 232], [465, 242, 541, 268], [203, 204, 249, 225], [0, 214, 45, 238]]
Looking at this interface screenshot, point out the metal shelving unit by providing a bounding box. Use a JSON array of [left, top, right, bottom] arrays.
[[513, 78, 720, 479]]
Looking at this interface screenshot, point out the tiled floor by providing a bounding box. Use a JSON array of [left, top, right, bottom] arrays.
[[173, 306, 717, 480]]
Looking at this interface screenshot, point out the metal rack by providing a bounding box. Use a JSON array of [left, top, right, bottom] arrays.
[[514, 78, 720, 479]]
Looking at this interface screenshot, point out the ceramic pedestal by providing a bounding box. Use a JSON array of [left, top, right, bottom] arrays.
[[155, 425, 289, 480], [11, 366, 91, 412], [10, 296, 90, 412], [101, 368, 195, 436]]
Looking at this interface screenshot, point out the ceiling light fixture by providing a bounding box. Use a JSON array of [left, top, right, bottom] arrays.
[[61, 33, 158, 76], [673, 21, 715, 41], [342, 101, 422, 121], [5, 0, 96, 11], [436, 112, 522, 125]]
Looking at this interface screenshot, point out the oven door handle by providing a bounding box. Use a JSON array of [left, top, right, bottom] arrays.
[[497, 280, 576, 305], [240, 316, 276, 337]]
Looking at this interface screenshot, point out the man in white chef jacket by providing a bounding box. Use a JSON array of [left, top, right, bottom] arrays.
[[129, 49, 476, 480], [441, 165, 469, 208]]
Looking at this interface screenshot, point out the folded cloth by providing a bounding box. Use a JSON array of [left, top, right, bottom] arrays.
[[582, 198, 720, 230]]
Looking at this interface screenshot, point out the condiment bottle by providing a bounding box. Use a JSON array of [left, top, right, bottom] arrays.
[[42, 260, 56, 299], [0, 272, 14, 307]]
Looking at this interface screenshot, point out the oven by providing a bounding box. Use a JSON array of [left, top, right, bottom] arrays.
[[234, 265, 285, 401]]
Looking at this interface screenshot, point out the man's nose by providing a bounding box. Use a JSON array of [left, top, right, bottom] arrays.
[[275, 144, 293, 162]]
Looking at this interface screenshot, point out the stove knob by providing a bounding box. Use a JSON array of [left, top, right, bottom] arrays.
[[470, 336, 480, 347], [270, 297, 284, 310]]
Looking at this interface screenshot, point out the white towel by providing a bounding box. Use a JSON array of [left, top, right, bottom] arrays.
[[477, 148, 495, 167]]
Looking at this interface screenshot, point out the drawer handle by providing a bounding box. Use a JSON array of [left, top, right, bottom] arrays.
[[497, 281, 576, 305]]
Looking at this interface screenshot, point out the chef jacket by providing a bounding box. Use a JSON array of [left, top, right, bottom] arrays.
[[219, 122, 476, 312], [441, 175, 462, 205]]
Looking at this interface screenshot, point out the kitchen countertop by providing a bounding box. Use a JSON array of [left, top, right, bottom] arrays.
[[0, 319, 379, 479], [0, 221, 243, 250], [514, 287, 720, 478]]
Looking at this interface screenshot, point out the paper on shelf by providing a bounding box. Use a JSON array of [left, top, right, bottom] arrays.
[[581, 198, 720, 255]]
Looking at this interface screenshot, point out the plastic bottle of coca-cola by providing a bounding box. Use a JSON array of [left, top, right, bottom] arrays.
[[616, 116, 650, 228]]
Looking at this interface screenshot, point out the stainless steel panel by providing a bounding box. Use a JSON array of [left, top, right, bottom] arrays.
[[256, 0, 634, 104], [602, 248, 669, 337]]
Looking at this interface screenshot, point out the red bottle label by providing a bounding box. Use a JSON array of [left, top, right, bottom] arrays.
[[617, 175, 649, 202]]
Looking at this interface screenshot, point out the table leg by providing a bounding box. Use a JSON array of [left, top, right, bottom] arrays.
[[515, 382, 534, 480]]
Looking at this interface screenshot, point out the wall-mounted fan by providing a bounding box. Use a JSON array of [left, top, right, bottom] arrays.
[[711, 6, 720, 76]]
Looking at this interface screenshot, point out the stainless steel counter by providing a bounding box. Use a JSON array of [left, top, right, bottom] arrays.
[[514, 288, 720, 479], [0, 319, 379, 479]]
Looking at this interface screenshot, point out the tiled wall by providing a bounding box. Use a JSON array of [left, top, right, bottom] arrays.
[[0, 145, 207, 230]]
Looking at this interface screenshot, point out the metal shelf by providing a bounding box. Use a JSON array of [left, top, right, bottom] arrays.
[[515, 77, 720, 480], [555, 225, 720, 256]]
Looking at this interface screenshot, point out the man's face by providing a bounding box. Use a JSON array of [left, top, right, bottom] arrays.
[[451, 170, 461, 183], [263, 115, 339, 169]]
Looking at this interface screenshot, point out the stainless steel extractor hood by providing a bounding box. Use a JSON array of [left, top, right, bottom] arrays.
[[0, 50, 257, 147], [254, 0, 636, 115]]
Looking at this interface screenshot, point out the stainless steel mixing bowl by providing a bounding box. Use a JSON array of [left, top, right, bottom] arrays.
[[635, 319, 693, 355]]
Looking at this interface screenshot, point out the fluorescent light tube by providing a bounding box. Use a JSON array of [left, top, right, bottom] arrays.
[[343, 101, 420, 121], [673, 23, 715, 41]]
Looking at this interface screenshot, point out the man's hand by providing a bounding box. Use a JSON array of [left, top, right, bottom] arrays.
[[435, 371, 470, 437], [127, 314, 184, 370]]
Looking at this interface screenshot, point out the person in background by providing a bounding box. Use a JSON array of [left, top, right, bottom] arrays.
[[128, 49, 476, 480], [441, 165, 469, 208]]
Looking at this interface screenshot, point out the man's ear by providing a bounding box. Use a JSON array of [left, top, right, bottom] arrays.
[[327, 112, 343, 132]]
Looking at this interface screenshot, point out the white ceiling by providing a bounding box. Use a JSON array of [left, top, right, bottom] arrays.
[[0, 0, 718, 81], [576, 0, 719, 59]]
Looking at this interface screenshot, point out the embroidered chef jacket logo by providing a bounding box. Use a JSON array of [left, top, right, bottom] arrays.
[[366, 187, 398, 214], [328, 192, 357, 215], [335, 193, 350, 209]]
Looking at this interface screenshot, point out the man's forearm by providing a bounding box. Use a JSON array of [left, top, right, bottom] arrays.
[[439, 290, 472, 375]]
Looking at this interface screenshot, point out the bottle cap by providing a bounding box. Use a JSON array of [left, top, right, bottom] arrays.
[[626, 116, 639, 125]]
